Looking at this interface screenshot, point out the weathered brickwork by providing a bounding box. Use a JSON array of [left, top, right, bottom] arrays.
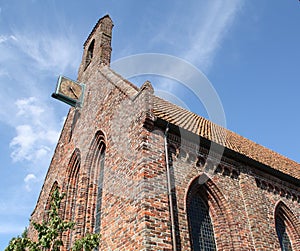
[[161, 132, 300, 250], [28, 15, 300, 250]]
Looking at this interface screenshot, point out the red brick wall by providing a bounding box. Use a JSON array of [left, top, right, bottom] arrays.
[[162, 132, 300, 251]]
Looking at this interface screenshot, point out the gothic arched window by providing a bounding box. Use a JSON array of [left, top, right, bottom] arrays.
[[44, 181, 59, 221], [63, 149, 81, 248], [82, 131, 107, 238], [64, 149, 80, 221], [94, 133, 105, 233], [85, 131, 106, 235], [274, 200, 300, 251], [187, 185, 217, 251], [276, 215, 293, 251], [94, 143, 105, 233]]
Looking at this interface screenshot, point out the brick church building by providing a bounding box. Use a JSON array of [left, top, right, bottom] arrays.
[[28, 15, 300, 250]]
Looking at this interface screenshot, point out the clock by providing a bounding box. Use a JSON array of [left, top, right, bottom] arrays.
[[52, 76, 85, 107]]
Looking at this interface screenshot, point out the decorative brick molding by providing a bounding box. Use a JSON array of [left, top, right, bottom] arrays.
[[255, 177, 300, 203], [168, 132, 240, 180]]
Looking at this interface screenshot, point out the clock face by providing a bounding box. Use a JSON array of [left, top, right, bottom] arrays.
[[52, 76, 85, 107], [58, 77, 83, 101]]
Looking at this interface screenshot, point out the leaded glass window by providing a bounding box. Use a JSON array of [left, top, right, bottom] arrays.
[[276, 216, 293, 251], [188, 191, 217, 251], [94, 146, 105, 234]]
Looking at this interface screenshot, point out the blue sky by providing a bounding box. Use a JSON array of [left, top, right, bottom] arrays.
[[0, 0, 299, 248]]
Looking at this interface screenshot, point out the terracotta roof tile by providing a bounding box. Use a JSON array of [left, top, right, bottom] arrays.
[[153, 96, 300, 179]]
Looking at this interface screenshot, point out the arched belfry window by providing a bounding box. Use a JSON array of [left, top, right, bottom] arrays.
[[85, 39, 95, 68], [187, 184, 217, 251], [274, 201, 299, 251]]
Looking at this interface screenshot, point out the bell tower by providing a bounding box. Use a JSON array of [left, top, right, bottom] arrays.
[[78, 15, 113, 77]]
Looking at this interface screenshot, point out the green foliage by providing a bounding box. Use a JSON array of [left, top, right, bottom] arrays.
[[5, 188, 100, 251], [72, 233, 101, 251], [4, 228, 34, 251]]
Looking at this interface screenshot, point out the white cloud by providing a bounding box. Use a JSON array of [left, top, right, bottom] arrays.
[[35, 146, 51, 159], [10, 125, 37, 162], [0, 35, 17, 44], [24, 173, 38, 191], [9, 124, 60, 162], [0, 25, 74, 195], [24, 173, 36, 183], [183, 1, 244, 70], [9, 97, 60, 163], [11, 30, 81, 73], [16, 97, 44, 117], [0, 35, 7, 43], [150, 1, 244, 72]]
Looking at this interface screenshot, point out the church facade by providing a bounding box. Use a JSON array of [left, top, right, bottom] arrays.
[[28, 15, 300, 250]]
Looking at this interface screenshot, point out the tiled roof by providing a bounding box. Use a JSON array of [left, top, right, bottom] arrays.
[[103, 66, 300, 180], [153, 96, 300, 180]]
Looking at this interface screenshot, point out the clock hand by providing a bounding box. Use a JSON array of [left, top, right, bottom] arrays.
[[69, 86, 79, 99]]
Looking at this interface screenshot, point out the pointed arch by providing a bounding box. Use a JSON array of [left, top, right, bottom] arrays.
[[186, 175, 235, 250], [44, 181, 59, 221], [62, 148, 81, 248], [83, 130, 106, 234], [63, 149, 81, 222], [275, 201, 300, 250]]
